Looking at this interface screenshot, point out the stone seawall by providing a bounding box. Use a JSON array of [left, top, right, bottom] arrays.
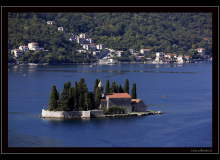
[[41, 109, 104, 118]]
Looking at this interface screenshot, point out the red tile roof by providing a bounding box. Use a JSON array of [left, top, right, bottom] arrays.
[[131, 99, 141, 103], [105, 93, 132, 98]]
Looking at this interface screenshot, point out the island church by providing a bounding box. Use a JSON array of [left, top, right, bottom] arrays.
[[98, 81, 147, 113]]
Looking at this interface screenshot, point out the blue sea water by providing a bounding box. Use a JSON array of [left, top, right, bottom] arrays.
[[8, 62, 212, 147]]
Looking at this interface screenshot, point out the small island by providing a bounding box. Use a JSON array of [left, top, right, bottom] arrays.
[[41, 78, 161, 118]]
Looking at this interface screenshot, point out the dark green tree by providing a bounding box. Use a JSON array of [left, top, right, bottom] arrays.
[[110, 81, 117, 93], [73, 81, 78, 110], [131, 83, 137, 99], [48, 85, 58, 111], [85, 92, 91, 110], [77, 78, 88, 110], [124, 79, 129, 94], [105, 79, 110, 93], [68, 87, 74, 111], [118, 84, 124, 93], [95, 87, 101, 109], [93, 78, 99, 95], [58, 81, 71, 111]]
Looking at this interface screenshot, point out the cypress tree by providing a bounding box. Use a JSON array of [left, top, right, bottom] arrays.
[[118, 84, 124, 93], [58, 82, 71, 111], [124, 79, 129, 94], [48, 85, 58, 111], [85, 92, 91, 110], [77, 78, 88, 110], [131, 83, 137, 99], [93, 78, 99, 94], [95, 87, 101, 109], [105, 79, 110, 93], [68, 87, 74, 111], [110, 81, 117, 93], [73, 81, 78, 110]]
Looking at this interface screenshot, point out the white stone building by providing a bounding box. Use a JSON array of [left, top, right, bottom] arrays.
[[140, 49, 151, 54], [19, 45, 29, 52], [11, 49, 23, 58]]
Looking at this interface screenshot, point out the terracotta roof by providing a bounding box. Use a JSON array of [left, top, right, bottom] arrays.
[[28, 42, 38, 44], [105, 93, 132, 98], [131, 99, 141, 103], [141, 49, 151, 51]]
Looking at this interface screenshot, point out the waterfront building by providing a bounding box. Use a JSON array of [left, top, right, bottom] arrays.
[[100, 93, 147, 113], [140, 49, 151, 54], [11, 49, 23, 58]]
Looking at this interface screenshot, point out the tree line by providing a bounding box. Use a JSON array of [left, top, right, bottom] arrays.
[[48, 78, 137, 111]]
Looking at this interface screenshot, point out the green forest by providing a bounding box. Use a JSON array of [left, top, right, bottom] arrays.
[[8, 12, 212, 63]]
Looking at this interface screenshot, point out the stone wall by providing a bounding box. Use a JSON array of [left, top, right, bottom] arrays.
[[41, 109, 104, 118]]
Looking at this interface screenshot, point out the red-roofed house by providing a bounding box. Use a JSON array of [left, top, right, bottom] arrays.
[[100, 93, 147, 112], [195, 48, 205, 54], [11, 49, 23, 58], [140, 49, 151, 54]]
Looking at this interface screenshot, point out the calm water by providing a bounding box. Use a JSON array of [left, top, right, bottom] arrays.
[[8, 62, 212, 147]]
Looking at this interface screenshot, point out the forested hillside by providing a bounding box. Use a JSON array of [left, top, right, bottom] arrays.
[[8, 12, 212, 63]]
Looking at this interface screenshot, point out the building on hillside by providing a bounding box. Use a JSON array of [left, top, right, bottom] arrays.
[[28, 42, 45, 52], [195, 48, 206, 54], [115, 51, 124, 57], [177, 55, 185, 63], [11, 49, 23, 58], [58, 26, 65, 31], [79, 33, 88, 39], [47, 21, 56, 25], [140, 49, 151, 54], [100, 93, 147, 113], [96, 44, 105, 50], [82, 44, 97, 51], [156, 52, 165, 57], [19, 45, 29, 52]]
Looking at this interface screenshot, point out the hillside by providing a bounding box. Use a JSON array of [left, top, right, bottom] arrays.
[[8, 12, 212, 63]]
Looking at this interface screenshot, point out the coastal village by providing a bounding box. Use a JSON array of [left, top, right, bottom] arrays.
[[9, 20, 212, 65]]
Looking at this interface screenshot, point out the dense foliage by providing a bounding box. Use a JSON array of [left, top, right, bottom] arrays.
[[8, 12, 212, 63]]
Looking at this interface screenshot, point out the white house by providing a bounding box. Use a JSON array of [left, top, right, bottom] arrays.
[[82, 44, 96, 51], [11, 49, 23, 58], [87, 38, 94, 44], [77, 37, 87, 44], [79, 33, 88, 39], [195, 48, 205, 54], [115, 51, 124, 57], [129, 49, 135, 54], [96, 44, 105, 50], [156, 52, 165, 57], [140, 49, 151, 54], [28, 42, 44, 51], [47, 21, 56, 25], [58, 27, 65, 31], [177, 55, 185, 63], [19, 45, 29, 52]]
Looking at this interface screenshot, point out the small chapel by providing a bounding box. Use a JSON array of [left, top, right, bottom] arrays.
[[98, 81, 147, 113]]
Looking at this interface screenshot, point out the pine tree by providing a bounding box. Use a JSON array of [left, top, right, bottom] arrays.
[[95, 87, 101, 108], [131, 83, 137, 99], [48, 85, 58, 111], [105, 79, 110, 93], [124, 79, 129, 94]]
